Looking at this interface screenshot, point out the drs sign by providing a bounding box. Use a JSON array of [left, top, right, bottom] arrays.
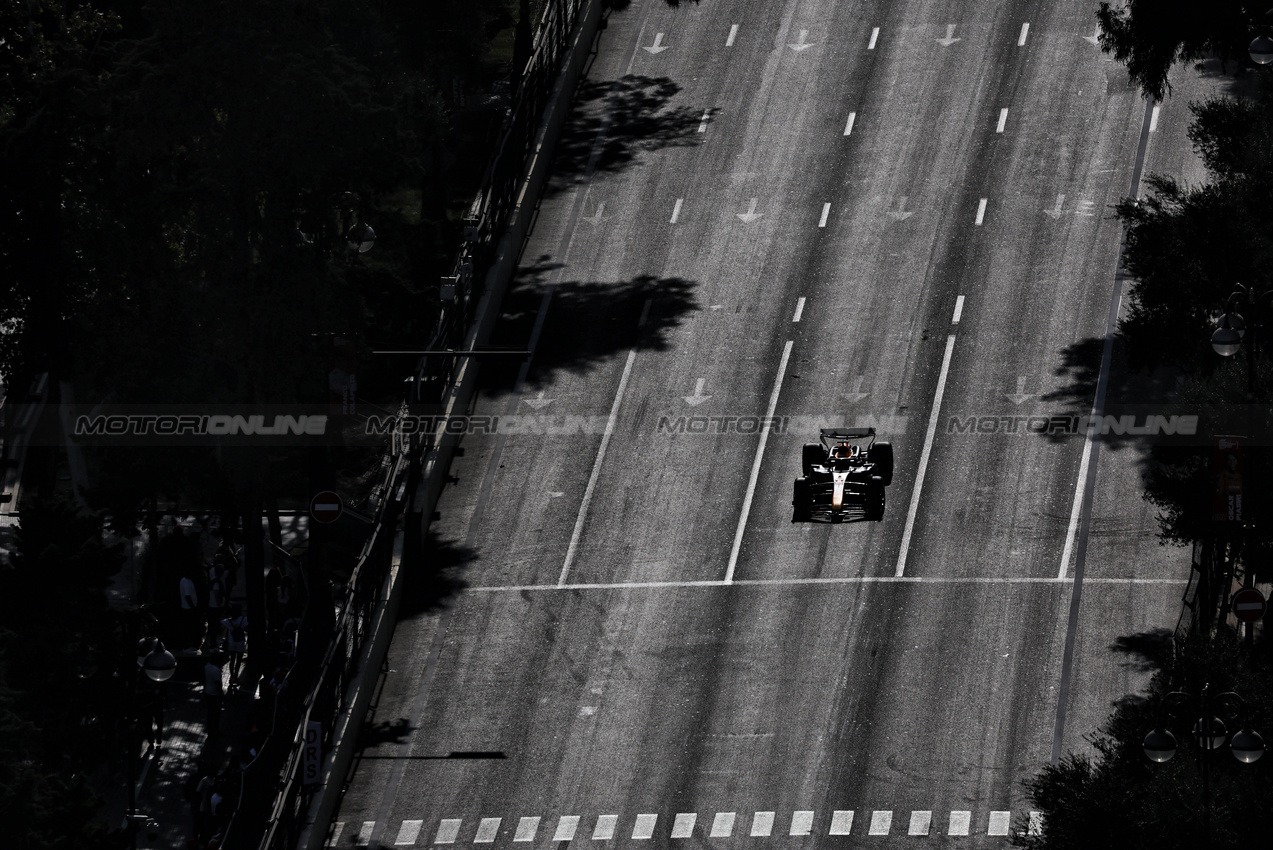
[[303, 720, 322, 785]]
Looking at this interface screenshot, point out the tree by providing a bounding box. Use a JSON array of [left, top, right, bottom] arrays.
[[1016, 632, 1273, 849], [1097, 1, 1258, 101]]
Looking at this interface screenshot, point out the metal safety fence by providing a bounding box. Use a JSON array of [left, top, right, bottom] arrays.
[[224, 2, 591, 847]]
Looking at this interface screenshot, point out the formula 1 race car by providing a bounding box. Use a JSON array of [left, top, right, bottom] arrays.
[[792, 428, 893, 522]]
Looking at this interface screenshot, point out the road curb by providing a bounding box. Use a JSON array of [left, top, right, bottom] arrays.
[[297, 4, 604, 848]]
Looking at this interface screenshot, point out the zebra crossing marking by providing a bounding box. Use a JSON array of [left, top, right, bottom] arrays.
[[347, 808, 1046, 844]]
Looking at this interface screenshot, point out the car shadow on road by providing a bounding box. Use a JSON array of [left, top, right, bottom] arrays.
[[480, 267, 699, 392], [545, 74, 707, 193]]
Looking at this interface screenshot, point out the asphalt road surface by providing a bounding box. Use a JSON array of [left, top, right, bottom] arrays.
[[330, 1, 1216, 846]]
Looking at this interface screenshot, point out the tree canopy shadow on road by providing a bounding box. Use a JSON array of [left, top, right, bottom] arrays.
[[396, 530, 474, 619], [1039, 336, 1185, 453], [480, 266, 699, 392], [545, 75, 707, 193], [1111, 627, 1174, 675]]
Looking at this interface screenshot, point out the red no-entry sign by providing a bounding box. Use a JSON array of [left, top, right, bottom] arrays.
[[1231, 587, 1267, 623], [310, 491, 344, 523]]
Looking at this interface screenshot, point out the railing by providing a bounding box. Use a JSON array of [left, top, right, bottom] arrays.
[[227, 3, 591, 847], [412, 0, 587, 419]]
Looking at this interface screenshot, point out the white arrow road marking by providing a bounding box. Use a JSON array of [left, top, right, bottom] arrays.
[[670, 198, 682, 223], [868, 27, 879, 50], [683, 378, 712, 406], [1005, 376, 1034, 405], [1083, 24, 1100, 45], [1019, 22, 1030, 46], [1044, 194, 1065, 219], [888, 196, 913, 221], [844, 111, 856, 135], [726, 24, 738, 47], [818, 202, 831, 228], [523, 391, 554, 409], [975, 197, 987, 225], [789, 29, 813, 51], [843, 375, 869, 402], [643, 32, 669, 54], [582, 202, 606, 226], [736, 198, 763, 223], [936, 24, 961, 46]]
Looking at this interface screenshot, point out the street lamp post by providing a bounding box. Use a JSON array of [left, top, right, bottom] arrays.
[[1142, 684, 1265, 846], [128, 638, 176, 850], [1211, 284, 1273, 395]]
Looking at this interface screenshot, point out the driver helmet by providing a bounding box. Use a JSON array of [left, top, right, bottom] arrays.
[[833, 443, 855, 459]]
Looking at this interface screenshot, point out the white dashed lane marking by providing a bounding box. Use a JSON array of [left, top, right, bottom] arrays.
[[996, 108, 1008, 133], [818, 203, 831, 228], [869, 811, 892, 835], [792, 297, 806, 323], [336, 810, 1047, 844], [553, 816, 579, 842], [975, 197, 988, 225], [1018, 22, 1029, 46], [396, 820, 423, 845], [844, 111, 856, 135], [727, 24, 738, 47], [593, 815, 618, 840], [710, 812, 735, 838], [1149, 104, 1160, 132], [868, 27, 879, 49], [512, 817, 539, 842], [670, 198, 682, 224]]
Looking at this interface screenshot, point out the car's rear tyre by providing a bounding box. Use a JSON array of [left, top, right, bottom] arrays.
[[792, 477, 812, 522], [802, 443, 823, 477], [866, 475, 885, 521], [869, 442, 894, 486]]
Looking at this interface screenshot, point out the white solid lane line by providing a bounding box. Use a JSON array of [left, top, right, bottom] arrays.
[[868, 27, 879, 50], [725, 340, 794, 583], [952, 295, 965, 324], [895, 335, 957, 577], [1018, 22, 1029, 46], [996, 108, 1008, 133], [468, 576, 1189, 592], [793, 297, 806, 322], [670, 198, 682, 224], [844, 111, 856, 135], [975, 197, 987, 225], [818, 202, 831, 227], [559, 348, 638, 585], [726, 24, 738, 47]]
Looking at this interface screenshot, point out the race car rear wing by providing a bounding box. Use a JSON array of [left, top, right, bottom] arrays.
[[820, 427, 876, 439], [819, 427, 877, 449]]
